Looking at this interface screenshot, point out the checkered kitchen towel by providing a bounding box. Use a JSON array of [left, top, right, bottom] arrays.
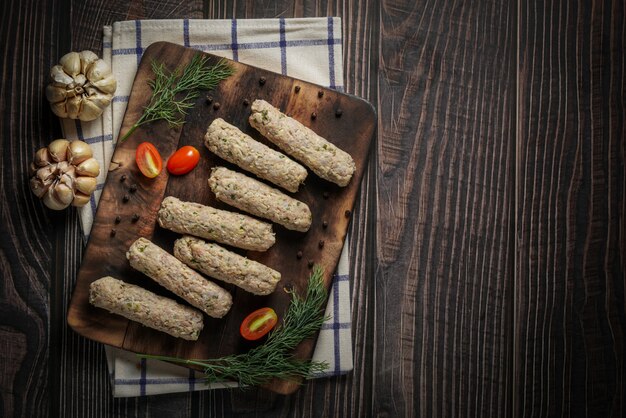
[[60, 18, 353, 397]]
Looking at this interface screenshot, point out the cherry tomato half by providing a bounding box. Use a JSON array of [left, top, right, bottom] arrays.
[[135, 142, 163, 178], [167, 146, 200, 175], [240, 307, 278, 341]]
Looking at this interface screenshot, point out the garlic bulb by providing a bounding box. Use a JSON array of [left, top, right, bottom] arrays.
[[46, 51, 116, 121], [29, 139, 100, 210]]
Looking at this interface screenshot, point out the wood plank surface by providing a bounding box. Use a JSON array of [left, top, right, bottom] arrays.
[[2, 0, 624, 416], [517, 1, 626, 417]]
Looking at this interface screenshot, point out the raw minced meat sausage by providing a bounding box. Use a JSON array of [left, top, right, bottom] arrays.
[[248, 99, 356, 187], [174, 236, 281, 296], [208, 166, 312, 232], [157, 196, 275, 252], [126, 237, 232, 318], [205, 118, 307, 193], [89, 276, 204, 341]]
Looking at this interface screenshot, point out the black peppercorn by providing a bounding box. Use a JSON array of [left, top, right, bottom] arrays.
[[335, 108, 343, 117], [123, 194, 130, 202], [110, 229, 116, 237], [129, 184, 137, 193], [213, 102, 221, 110], [114, 216, 121, 224], [132, 213, 140, 222], [318, 90, 324, 98], [120, 174, 127, 182], [259, 76, 266, 85], [318, 240, 325, 249], [206, 96, 213, 104], [296, 250, 303, 259], [323, 191, 329, 199], [322, 220, 328, 228], [345, 209, 351, 217], [243, 99, 249, 106], [295, 85, 301, 93], [308, 260, 314, 268], [311, 112, 317, 120]]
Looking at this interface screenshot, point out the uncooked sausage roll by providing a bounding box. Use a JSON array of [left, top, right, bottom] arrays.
[[205, 118, 307, 193], [126, 238, 232, 318], [157, 196, 275, 252], [208, 167, 312, 232], [89, 276, 204, 341], [248, 99, 356, 187], [174, 235, 281, 296]]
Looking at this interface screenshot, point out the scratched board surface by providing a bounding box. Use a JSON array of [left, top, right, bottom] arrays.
[[66, 42, 376, 394]]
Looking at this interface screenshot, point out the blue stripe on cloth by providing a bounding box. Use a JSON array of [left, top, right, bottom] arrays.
[[103, 42, 112, 49], [74, 120, 84, 140], [140, 358, 147, 396], [112, 96, 129, 103], [321, 322, 351, 330], [189, 368, 195, 391], [111, 38, 342, 56], [327, 17, 336, 89], [334, 274, 349, 282], [82, 134, 113, 145], [183, 19, 190, 47], [230, 19, 239, 62], [279, 17, 287, 75], [332, 275, 341, 373], [135, 20, 143, 66], [115, 377, 205, 385]]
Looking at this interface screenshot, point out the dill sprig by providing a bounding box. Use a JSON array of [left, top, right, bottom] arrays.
[[120, 54, 234, 142], [140, 266, 330, 387]]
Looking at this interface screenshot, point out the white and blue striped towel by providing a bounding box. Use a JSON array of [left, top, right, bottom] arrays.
[[60, 18, 353, 397]]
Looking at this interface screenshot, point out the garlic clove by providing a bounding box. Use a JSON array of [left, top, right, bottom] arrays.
[[85, 92, 112, 108], [59, 52, 81, 77], [34, 147, 52, 166], [43, 188, 70, 210], [66, 96, 83, 120], [91, 74, 117, 94], [30, 177, 50, 198], [73, 74, 87, 86], [29, 162, 39, 176], [54, 183, 74, 205], [36, 165, 56, 182], [85, 59, 111, 82], [76, 157, 100, 177], [50, 101, 69, 118], [48, 139, 70, 162], [79, 50, 99, 74], [72, 192, 91, 207], [78, 100, 103, 121], [67, 140, 93, 165], [45, 84, 67, 103], [50, 65, 74, 85], [75, 176, 97, 194]]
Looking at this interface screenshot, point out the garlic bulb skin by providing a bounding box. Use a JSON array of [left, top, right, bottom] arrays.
[[46, 50, 117, 121], [29, 139, 100, 210]]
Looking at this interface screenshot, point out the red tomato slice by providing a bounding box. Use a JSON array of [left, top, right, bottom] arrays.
[[240, 307, 278, 341], [135, 142, 163, 178], [167, 145, 200, 175]]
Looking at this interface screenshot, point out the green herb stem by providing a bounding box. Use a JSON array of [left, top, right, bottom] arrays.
[[139, 265, 330, 387], [120, 54, 234, 143]]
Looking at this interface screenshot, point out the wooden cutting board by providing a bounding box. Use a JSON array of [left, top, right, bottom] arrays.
[[67, 41, 376, 394]]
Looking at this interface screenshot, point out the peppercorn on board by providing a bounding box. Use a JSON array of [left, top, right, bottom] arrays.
[[67, 42, 376, 395]]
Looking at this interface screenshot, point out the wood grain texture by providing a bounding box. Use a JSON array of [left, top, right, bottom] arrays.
[[66, 42, 376, 395], [517, 1, 626, 417]]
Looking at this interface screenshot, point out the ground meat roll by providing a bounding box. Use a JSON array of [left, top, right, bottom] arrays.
[[158, 196, 275, 252], [89, 276, 204, 341], [248, 99, 356, 187], [205, 118, 307, 193], [174, 236, 281, 296], [208, 167, 312, 232], [126, 238, 232, 318]]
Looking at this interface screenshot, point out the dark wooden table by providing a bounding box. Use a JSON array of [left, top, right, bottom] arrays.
[[2, 0, 625, 417]]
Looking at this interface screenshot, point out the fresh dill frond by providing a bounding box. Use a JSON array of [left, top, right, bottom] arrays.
[[140, 265, 330, 387], [120, 54, 234, 142]]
